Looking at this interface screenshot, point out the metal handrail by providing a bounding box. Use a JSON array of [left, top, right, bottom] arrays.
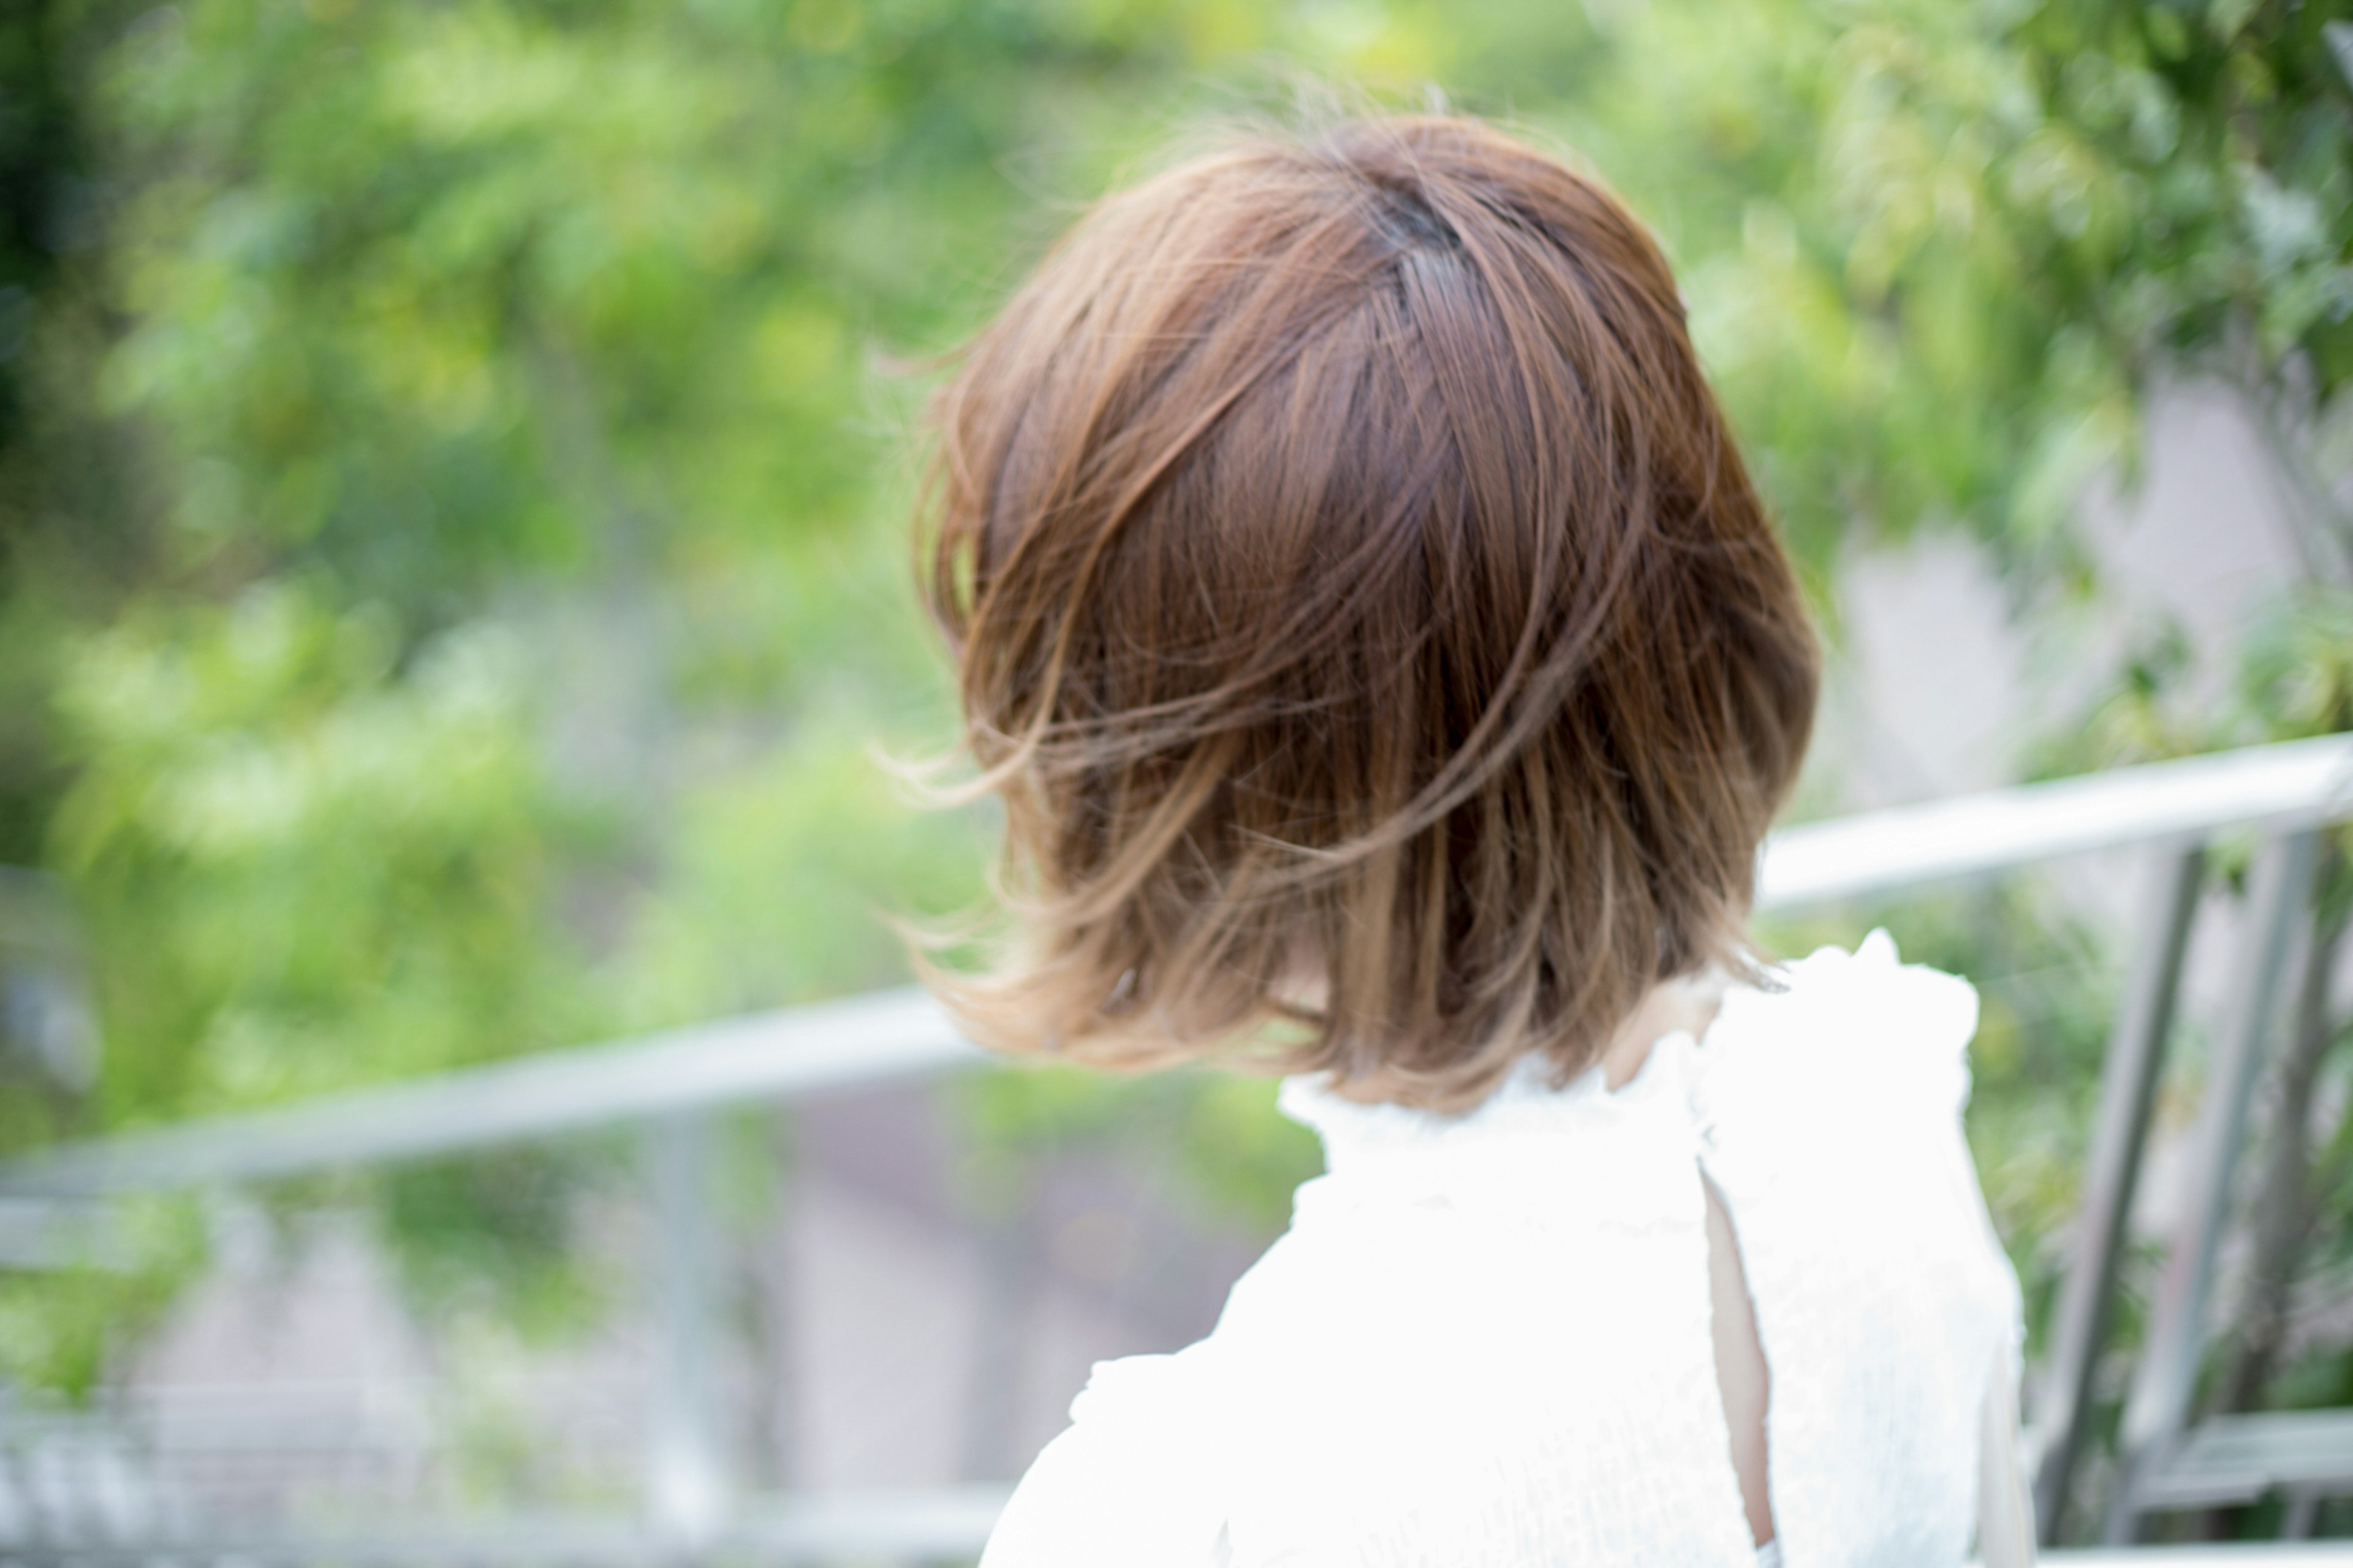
[[1754, 733, 2353, 906], [0, 987, 970, 1199], [4, 732, 2351, 1200], [0, 1517, 2341, 1566]]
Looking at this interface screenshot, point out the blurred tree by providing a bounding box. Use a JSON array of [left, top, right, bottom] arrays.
[[1565, 0, 2352, 583], [0, 0, 100, 871]]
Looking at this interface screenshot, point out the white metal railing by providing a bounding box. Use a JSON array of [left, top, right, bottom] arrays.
[[1, 732, 2351, 1562]]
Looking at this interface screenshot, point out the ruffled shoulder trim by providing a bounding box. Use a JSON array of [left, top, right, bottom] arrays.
[[1696, 929, 1980, 1127]]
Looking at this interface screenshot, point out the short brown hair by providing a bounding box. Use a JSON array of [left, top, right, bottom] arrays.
[[916, 115, 1818, 1111]]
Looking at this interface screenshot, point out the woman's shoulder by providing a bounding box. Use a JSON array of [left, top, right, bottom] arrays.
[[1694, 934, 2020, 1562], [1691, 928, 2018, 1354], [980, 1347, 1233, 1568], [1697, 928, 1981, 1125], [1693, 928, 1998, 1248]]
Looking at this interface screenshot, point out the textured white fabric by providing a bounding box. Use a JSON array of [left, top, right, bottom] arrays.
[[980, 933, 2025, 1568]]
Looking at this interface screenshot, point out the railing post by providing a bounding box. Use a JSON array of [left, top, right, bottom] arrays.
[[646, 1110, 729, 1558], [2033, 843, 2204, 1541], [2105, 830, 2321, 1543]]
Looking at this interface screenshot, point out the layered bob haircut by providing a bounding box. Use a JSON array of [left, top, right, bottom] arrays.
[[917, 115, 1819, 1111]]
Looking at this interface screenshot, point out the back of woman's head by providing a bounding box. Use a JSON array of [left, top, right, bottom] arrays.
[[919, 113, 1819, 1112]]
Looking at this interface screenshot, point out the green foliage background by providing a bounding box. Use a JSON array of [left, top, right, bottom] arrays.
[[2, 0, 2352, 1529]]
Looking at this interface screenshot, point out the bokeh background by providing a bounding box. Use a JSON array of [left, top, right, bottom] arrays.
[[1, 0, 2351, 1551]]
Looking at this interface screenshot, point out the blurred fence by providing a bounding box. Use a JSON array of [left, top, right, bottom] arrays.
[[3, 735, 2353, 1562]]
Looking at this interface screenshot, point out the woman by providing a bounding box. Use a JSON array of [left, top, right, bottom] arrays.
[[912, 113, 2033, 1567]]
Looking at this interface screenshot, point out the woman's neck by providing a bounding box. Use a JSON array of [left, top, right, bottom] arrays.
[[1599, 975, 1724, 1090], [1317, 971, 1726, 1106]]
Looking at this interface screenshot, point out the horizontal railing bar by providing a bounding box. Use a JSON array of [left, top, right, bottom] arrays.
[[2137, 1409, 2353, 1505], [0, 988, 977, 1199], [2033, 1544, 2353, 1553], [0, 1488, 1015, 1565], [0, 1508, 2340, 1566], [0, 1521, 656, 1566], [1754, 733, 2353, 909], [4, 734, 2351, 1200], [732, 1483, 1021, 1555]]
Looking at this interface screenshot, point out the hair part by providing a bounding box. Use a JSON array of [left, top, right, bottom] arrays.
[[915, 114, 1819, 1112]]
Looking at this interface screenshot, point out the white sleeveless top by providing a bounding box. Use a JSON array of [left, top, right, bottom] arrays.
[[981, 934, 2026, 1568]]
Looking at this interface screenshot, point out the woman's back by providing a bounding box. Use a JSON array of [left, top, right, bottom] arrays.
[[981, 934, 2023, 1567]]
